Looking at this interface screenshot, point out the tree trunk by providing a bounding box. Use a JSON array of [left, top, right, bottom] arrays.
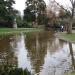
[[67, 19, 72, 34]]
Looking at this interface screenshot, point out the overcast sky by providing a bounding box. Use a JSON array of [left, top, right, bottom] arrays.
[[14, 0, 71, 15]]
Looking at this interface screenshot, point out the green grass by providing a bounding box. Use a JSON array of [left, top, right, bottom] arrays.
[[59, 32, 75, 42], [69, 73, 75, 75], [0, 28, 43, 35], [65, 72, 75, 75]]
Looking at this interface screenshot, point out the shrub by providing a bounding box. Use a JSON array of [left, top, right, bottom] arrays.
[[0, 68, 32, 75]]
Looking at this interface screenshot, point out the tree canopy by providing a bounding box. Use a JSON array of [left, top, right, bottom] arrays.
[[24, 0, 47, 25], [0, 0, 18, 28]]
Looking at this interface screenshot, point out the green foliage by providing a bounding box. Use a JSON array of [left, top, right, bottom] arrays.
[[23, 7, 36, 22], [0, 68, 32, 75], [22, 21, 32, 28], [16, 14, 33, 28], [37, 13, 46, 25], [16, 15, 23, 27], [0, 0, 18, 28], [24, 0, 47, 25], [0, 0, 7, 20], [18, 21, 32, 28], [9, 68, 32, 75]]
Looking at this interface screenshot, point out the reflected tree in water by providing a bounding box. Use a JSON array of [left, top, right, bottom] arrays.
[[25, 31, 66, 75], [0, 34, 32, 75], [0, 35, 18, 74], [0, 32, 69, 75], [25, 31, 54, 73], [69, 42, 75, 70]]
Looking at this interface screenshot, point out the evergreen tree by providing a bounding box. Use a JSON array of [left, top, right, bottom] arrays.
[[0, 0, 7, 22], [0, 0, 18, 28]]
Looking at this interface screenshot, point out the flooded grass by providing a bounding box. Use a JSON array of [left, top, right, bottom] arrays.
[[0, 31, 74, 75], [0, 28, 43, 35]]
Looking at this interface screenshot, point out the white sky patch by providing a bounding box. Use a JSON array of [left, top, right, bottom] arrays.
[[14, 0, 26, 15], [44, 0, 50, 5], [55, 0, 72, 8]]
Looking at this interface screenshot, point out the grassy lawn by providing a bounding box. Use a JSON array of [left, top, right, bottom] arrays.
[[59, 32, 75, 42], [65, 72, 75, 75], [69, 73, 75, 75], [0, 28, 43, 34]]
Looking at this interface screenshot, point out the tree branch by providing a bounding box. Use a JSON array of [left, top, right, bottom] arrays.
[[49, 0, 71, 16], [69, 0, 73, 6]]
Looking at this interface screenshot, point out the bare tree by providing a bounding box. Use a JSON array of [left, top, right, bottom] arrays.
[[46, 0, 60, 27], [47, 0, 60, 15], [49, 0, 75, 34]]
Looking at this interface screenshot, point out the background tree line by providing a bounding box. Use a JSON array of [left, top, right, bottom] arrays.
[[0, 0, 47, 28], [1, 0, 74, 32]]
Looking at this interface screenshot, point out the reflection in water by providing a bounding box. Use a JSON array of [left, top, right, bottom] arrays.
[[0, 35, 18, 70], [69, 42, 75, 70], [10, 33, 32, 71], [25, 31, 70, 75], [25, 32, 49, 73], [0, 31, 75, 75]]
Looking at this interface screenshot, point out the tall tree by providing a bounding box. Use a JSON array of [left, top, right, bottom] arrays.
[[0, 0, 7, 23], [24, 0, 46, 25], [24, 7, 36, 22], [0, 0, 18, 28], [46, 0, 60, 27], [6, 0, 17, 28]]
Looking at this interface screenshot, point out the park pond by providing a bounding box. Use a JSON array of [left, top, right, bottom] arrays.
[[0, 31, 75, 75]]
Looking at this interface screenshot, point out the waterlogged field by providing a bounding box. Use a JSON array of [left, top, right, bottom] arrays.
[[0, 31, 75, 75]]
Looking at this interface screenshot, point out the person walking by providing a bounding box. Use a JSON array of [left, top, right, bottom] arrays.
[[61, 25, 64, 32]]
